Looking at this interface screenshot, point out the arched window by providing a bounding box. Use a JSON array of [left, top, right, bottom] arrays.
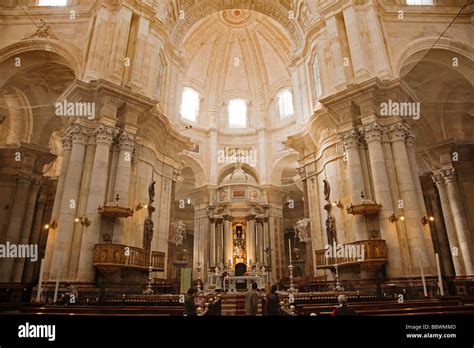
[[406, 0, 433, 4], [278, 90, 294, 119], [228, 99, 247, 128], [180, 87, 200, 122], [37, 0, 67, 5], [313, 53, 322, 98]]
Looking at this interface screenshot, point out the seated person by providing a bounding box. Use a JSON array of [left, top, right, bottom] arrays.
[[331, 294, 357, 316]]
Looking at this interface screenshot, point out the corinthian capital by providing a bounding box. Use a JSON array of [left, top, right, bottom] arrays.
[[340, 128, 361, 148], [61, 132, 73, 151], [117, 131, 137, 151], [389, 123, 408, 142], [441, 168, 457, 184], [94, 124, 118, 144], [405, 130, 415, 147], [364, 122, 382, 142], [431, 173, 445, 187], [68, 124, 89, 145]]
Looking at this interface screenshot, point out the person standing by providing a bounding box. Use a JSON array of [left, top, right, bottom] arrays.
[[183, 287, 198, 316], [245, 282, 259, 316], [265, 284, 280, 316]]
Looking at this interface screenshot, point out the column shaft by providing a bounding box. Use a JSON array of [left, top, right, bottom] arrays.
[[12, 181, 41, 282], [1, 175, 32, 282], [443, 168, 473, 275], [50, 125, 88, 281], [75, 124, 117, 281], [341, 128, 367, 241], [390, 123, 431, 274], [364, 122, 403, 277]]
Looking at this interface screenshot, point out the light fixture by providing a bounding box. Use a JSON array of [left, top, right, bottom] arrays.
[[75, 217, 91, 226], [44, 220, 57, 230], [187, 198, 191, 205], [389, 214, 405, 223], [135, 203, 148, 211], [332, 201, 343, 208], [421, 216, 434, 225]]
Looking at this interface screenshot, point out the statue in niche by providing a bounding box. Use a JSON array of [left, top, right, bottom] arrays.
[[295, 218, 311, 242], [143, 217, 153, 250], [172, 220, 186, 246], [148, 180, 156, 203], [323, 179, 331, 203], [325, 215, 337, 244]]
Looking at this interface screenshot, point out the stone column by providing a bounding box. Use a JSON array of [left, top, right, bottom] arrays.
[[112, 131, 136, 244], [22, 198, 47, 283], [247, 217, 256, 266], [75, 124, 117, 281], [363, 122, 403, 277], [406, 132, 436, 262], [432, 173, 464, 275], [442, 168, 473, 275], [341, 127, 368, 241], [256, 218, 264, 264], [1, 175, 33, 282], [390, 123, 432, 274], [43, 134, 72, 281], [209, 129, 218, 185], [216, 217, 223, 266], [49, 125, 88, 282], [209, 217, 216, 268], [12, 180, 41, 282], [263, 214, 270, 267], [223, 214, 233, 268]]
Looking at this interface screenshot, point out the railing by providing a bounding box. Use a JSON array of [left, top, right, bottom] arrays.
[[93, 244, 165, 271], [315, 240, 388, 269]]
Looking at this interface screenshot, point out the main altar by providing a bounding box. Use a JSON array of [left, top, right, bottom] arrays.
[[204, 163, 272, 291]]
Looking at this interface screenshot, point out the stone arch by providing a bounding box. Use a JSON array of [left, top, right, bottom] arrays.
[[270, 151, 300, 186], [172, 0, 303, 49], [0, 39, 81, 86], [177, 153, 207, 188], [395, 37, 474, 81], [0, 88, 33, 145]]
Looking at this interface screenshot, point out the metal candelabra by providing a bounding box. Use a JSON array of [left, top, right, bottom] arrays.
[[288, 264, 296, 293]]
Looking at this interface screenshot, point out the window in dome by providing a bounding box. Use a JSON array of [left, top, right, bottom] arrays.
[[406, 0, 433, 4], [180, 87, 200, 122], [313, 53, 322, 98], [228, 99, 247, 128], [37, 0, 68, 5], [278, 90, 294, 120]]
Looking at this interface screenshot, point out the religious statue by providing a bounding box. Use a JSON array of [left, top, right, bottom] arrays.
[[325, 215, 337, 244], [148, 180, 156, 203], [323, 179, 331, 202], [143, 217, 153, 250], [295, 218, 311, 242], [172, 220, 186, 246]]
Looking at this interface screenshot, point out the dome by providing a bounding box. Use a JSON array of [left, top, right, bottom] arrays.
[[220, 163, 257, 185]]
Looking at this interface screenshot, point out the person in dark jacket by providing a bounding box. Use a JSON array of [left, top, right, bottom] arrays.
[[265, 284, 280, 315], [183, 287, 198, 316], [332, 294, 357, 316]]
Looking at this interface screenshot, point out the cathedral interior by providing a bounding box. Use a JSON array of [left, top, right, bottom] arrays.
[[0, 0, 474, 322]]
